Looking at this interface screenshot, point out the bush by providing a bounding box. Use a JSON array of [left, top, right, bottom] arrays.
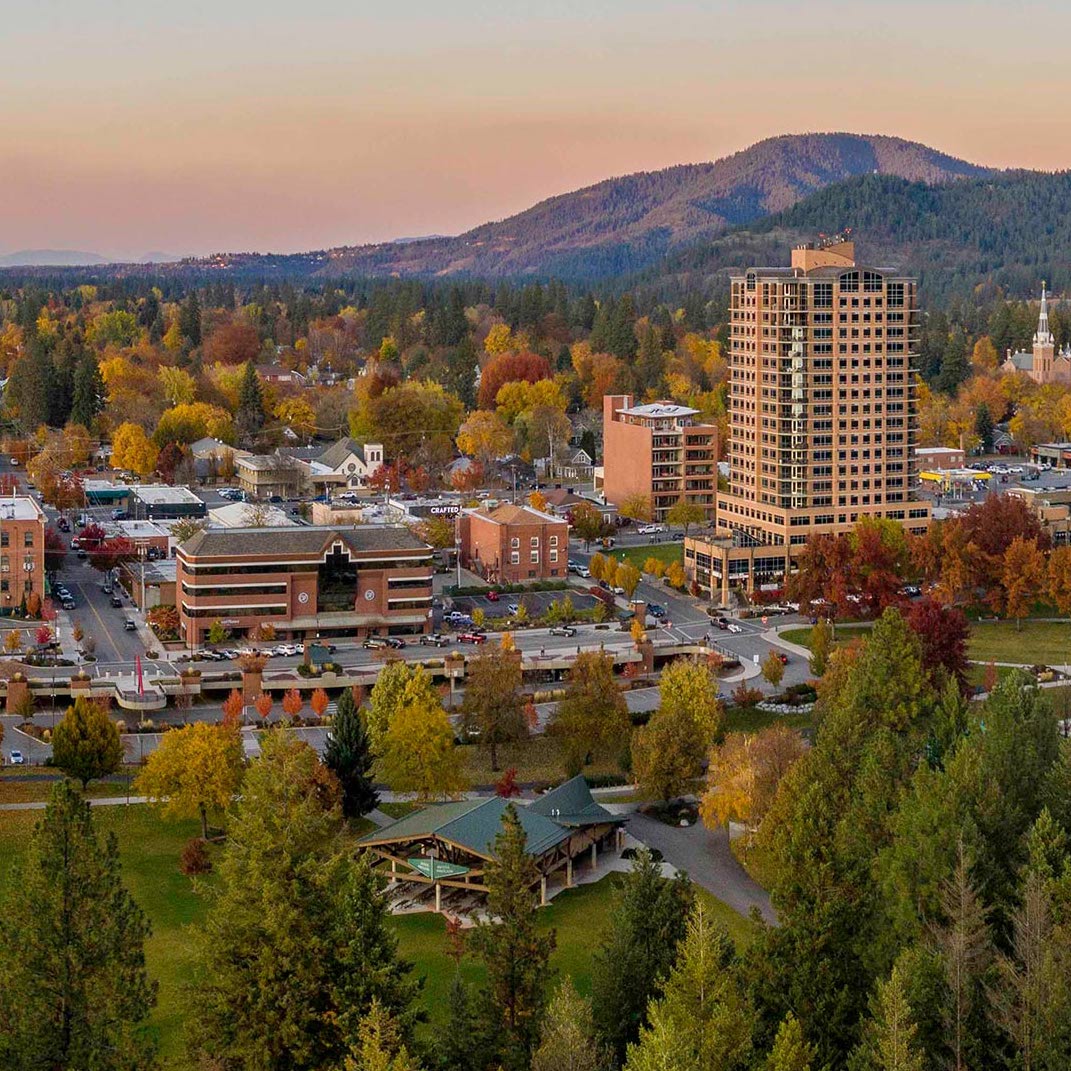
[[583, 772, 630, 788], [730, 683, 764, 708], [179, 837, 212, 876]]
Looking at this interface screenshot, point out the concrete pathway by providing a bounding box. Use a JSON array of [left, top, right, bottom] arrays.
[[627, 811, 776, 924], [0, 794, 149, 811]]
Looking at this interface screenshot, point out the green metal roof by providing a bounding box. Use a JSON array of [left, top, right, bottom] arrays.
[[528, 775, 621, 828], [360, 797, 570, 860]]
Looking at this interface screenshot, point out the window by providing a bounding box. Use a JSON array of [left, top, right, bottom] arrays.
[[530, 537, 539, 548], [530, 550, 540, 564], [549, 535, 558, 547], [510, 537, 519, 549], [23, 531, 33, 547], [510, 551, 520, 565], [0, 532, 7, 548], [549, 550, 558, 563]]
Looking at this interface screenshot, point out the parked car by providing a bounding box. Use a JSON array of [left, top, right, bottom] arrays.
[[647, 604, 667, 618], [76, 549, 87, 559], [507, 603, 520, 615], [457, 631, 487, 645], [384, 637, 406, 649], [420, 633, 451, 647], [577, 566, 591, 578], [727, 623, 743, 634], [61, 598, 76, 610], [8, 749, 24, 766], [274, 643, 300, 656], [899, 584, 921, 597], [549, 625, 577, 637], [57, 517, 70, 532], [363, 638, 387, 649], [637, 524, 663, 534], [612, 586, 625, 596], [110, 595, 123, 608]]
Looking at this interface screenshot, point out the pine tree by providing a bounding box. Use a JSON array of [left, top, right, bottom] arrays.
[[179, 291, 202, 347], [435, 973, 493, 1071], [51, 696, 123, 789], [974, 403, 995, 453], [861, 963, 925, 1071], [235, 360, 266, 446], [325, 687, 379, 818], [70, 349, 105, 428], [592, 848, 693, 1064], [0, 782, 157, 1071], [468, 805, 556, 1070], [531, 978, 602, 1071], [765, 1012, 816, 1071]]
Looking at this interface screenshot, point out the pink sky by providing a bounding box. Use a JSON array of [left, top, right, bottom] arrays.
[[3, 1, 1069, 257]]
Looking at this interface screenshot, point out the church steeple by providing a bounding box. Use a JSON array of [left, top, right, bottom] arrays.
[[1036, 282, 1054, 345]]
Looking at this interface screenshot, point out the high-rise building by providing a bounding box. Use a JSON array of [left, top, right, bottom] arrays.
[[600, 395, 717, 523], [685, 239, 930, 601]]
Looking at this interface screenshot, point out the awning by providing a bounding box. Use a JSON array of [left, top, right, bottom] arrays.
[[407, 857, 471, 879]]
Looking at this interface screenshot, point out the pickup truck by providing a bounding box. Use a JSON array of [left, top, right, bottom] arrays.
[[420, 633, 451, 647]]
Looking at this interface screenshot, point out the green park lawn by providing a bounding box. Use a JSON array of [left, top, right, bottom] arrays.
[[0, 799, 758, 1068], [966, 620, 1071, 667], [610, 542, 683, 572]]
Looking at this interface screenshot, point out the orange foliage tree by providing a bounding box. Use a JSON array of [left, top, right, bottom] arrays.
[[254, 692, 273, 720], [281, 688, 303, 720], [310, 688, 329, 719], [221, 688, 244, 728]]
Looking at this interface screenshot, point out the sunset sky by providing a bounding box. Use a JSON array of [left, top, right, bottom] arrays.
[[4, 0, 1070, 258]]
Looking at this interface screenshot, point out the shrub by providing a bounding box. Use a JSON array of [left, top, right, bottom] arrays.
[[179, 837, 212, 876], [730, 683, 764, 708]]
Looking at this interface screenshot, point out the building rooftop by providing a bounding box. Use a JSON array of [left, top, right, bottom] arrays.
[[466, 503, 565, 527], [615, 401, 698, 419], [237, 454, 306, 472], [131, 485, 203, 506], [115, 520, 171, 538], [188, 437, 248, 459], [318, 437, 380, 470], [527, 776, 619, 829], [208, 502, 296, 528], [0, 496, 44, 522], [179, 524, 431, 559]]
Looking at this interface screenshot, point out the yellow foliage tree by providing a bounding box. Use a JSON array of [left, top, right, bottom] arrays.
[[643, 557, 666, 578], [456, 410, 513, 465], [135, 722, 245, 838], [111, 422, 159, 476], [528, 490, 549, 513], [484, 323, 513, 356], [275, 397, 317, 436], [159, 366, 198, 406]]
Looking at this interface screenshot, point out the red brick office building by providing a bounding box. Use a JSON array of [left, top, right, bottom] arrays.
[[176, 525, 433, 647], [458, 504, 569, 584]]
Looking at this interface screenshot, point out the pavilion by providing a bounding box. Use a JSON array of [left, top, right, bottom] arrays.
[[358, 776, 627, 911]]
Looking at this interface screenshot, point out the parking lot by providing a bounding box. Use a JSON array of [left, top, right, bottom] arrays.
[[449, 588, 601, 621]]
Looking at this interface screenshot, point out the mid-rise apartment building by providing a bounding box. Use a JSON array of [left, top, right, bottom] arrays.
[[601, 395, 717, 523], [0, 496, 46, 612], [176, 525, 433, 647], [458, 504, 569, 584], [685, 239, 930, 601]]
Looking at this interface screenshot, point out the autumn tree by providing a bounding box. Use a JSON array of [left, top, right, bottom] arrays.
[[616, 563, 642, 599], [460, 646, 528, 771], [905, 597, 970, 692], [468, 805, 556, 1069], [135, 721, 245, 838], [311, 687, 330, 719], [666, 496, 706, 537], [254, 692, 273, 720], [551, 651, 630, 775], [1002, 535, 1046, 629], [618, 493, 653, 524], [221, 688, 244, 727], [378, 672, 466, 800], [52, 697, 123, 789], [367, 660, 421, 749], [570, 501, 605, 549], [282, 688, 304, 720], [0, 782, 157, 1071], [762, 649, 786, 688], [1046, 543, 1071, 615], [456, 409, 513, 467], [809, 617, 834, 677], [111, 421, 159, 476]]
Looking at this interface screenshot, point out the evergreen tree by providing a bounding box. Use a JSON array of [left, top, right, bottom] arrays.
[[324, 686, 379, 818], [765, 1012, 817, 1071], [467, 805, 556, 1070], [6, 340, 54, 429], [0, 782, 157, 1071], [191, 731, 418, 1069], [70, 349, 106, 429], [974, 403, 995, 454], [51, 696, 123, 789], [434, 974, 491, 1071], [531, 979, 602, 1071], [179, 291, 202, 347], [937, 327, 971, 394], [235, 360, 266, 446], [591, 848, 693, 1064]]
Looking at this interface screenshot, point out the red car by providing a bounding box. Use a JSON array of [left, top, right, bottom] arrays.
[[485, 590, 499, 602], [458, 631, 487, 644]]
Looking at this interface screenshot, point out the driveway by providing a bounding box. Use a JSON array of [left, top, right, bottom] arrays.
[[628, 811, 775, 924]]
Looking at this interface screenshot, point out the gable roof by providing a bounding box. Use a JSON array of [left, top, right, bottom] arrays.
[[178, 524, 430, 559], [528, 775, 619, 828], [359, 797, 570, 860], [318, 437, 375, 470], [468, 503, 565, 527]]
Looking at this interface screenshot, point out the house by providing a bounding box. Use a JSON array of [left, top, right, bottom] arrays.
[[539, 488, 617, 523], [535, 447, 594, 482], [255, 363, 306, 386]]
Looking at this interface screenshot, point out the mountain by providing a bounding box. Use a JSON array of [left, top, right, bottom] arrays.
[[0, 249, 110, 267], [318, 133, 991, 279], [632, 168, 1071, 304]]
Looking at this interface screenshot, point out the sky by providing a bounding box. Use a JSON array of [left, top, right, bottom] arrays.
[[3, 0, 1070, 259]]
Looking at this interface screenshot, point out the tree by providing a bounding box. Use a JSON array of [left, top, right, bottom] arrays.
[[762, 649, 786, 688], [460, 646, 528, 771], [70, 350, 105, 429], [367, 660, 421, 749], [618, 493, 653, 524], [456, 409, 513, 467], [809, 617, 833, 677], [51, 697, 122, 789], [282, 688, 304, 720], [532, 979, 602, 1071], [765, 1013, 816, 1071], [255, 692, 273, 719], [135, 721, 245, 839], [666, 496, 706, 536], [190, 732, 419, 1069], [348, 1000, 424, 1071], [0, 782, 157, 1071], [221, 688, 244, 726], [588, 552, 607, 582], [974, 402, 995, 452], [88, 536, 137, 575], [591, 848, 693, 1064], [859, 962, 925, 1071], [235, 360, 266, 446], [551, 651, 630, 775], [1002, 535, 1046, 629], [906, 597, 971, 693], [468, 805, 556, 1069], [378, 672, 466, 800], [624, 902, 754, 1071], [111, 420, 158, 476], [616, 563, 641, 599], [570, 501, 604, 549], [311, 687, 330, 718], [3, 628, 21, 654], [324, 687, 379, 818]]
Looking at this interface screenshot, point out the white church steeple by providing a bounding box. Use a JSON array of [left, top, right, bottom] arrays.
[[1036, 282, 1054, 345]]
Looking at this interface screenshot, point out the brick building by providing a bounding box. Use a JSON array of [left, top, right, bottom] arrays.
[[458, 504, 569, 584], [0, 496, 46, 613], [601, 396, 717, 523], [176, 525, 433, 647]]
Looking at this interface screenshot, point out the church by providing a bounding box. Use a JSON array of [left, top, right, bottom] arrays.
[[1002, 285, 1071, 385]]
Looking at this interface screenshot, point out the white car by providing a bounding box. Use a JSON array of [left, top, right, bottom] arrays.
[[274, 643, 299, 656], [637, 524, 663, 535], [726, 623, 743, 634], [8, 749, 24, 765], [578, 567, 591, 578]]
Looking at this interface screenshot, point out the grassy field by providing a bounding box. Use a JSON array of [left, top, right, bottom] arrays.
[[0, 798, 758, 1068], [779, 623, 874, 650], [455, 737, 622, 789], [0, 771, 140, 804], [967, 620, 1071, 667], [609, 543, 683, 572], [723, 704, 813, 734]]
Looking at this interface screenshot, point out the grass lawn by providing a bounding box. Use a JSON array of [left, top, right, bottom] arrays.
[[967, 620, 1071, 667], [723, 705, 813, 734], [0, 772, 139, 805], [779, 622, 874, 650], [609, 543, 683, 572], [457, 737, 622, 789]]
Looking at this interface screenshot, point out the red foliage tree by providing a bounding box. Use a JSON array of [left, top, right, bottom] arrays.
[[281, 688, 303, 720], [477, 351, 552, 409], [44, 527, 67, 573], [450, 460, 485, 494], [366, 460, 404, 493], [310, 688, 329, 718], [221, 688, 243, 728], [79, 523, 107, 548], [156, 441, 188, 484], [88, 537, 137, 574], [254, 692, 273, 720], [495, 766, 521, 798], [35, 625, 52, 646], [907, 596, 971, 694], [203, 321, 262, 365]]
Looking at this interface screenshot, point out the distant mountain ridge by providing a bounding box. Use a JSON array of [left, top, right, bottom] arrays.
[[0, 249, 111, 267]]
